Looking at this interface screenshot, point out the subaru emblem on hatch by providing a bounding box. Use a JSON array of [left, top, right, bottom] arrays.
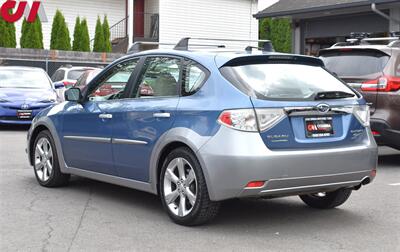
[[316, 103, 330, 113], [21, 104, 29, 110]]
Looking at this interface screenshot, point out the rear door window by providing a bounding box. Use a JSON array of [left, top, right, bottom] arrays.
[[220, 63, 355, 101], [320, 50, 390, 77], [134, 57, 181, 98]]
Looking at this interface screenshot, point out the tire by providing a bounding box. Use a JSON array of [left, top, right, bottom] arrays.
[[299, 188, 352, 209], [32, 130, 70, 187], [159, 147, 220, 226]]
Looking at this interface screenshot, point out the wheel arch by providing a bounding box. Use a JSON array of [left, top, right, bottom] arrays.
[[29, 125, 51, 165], [155, 141, 193, 194], [149, 128, 213, 197]]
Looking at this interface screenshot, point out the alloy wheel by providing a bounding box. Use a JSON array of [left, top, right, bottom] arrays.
[[163, 157, 197, 217], [34, 138, 53, 182]]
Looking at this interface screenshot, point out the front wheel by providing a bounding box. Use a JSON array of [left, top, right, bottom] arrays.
[[299, 188, 352, 209], [160, 147, 220, 226], [33, 130, 70, 187]]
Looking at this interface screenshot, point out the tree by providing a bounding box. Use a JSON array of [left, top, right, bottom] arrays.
[[103, 15, 112, 52], [20, 16, 43, 49], [50, 10, 62, 50], [0, 9, 16, 48], [80, 18, 91, 52], [93, 16, 105, 52], [72, 16, 81, 51], [259, 18, 292, 53], [50, 10, 71, 51]]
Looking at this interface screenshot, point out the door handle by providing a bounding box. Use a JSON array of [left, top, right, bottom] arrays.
[[99, 114, 113, 119], [153, 112, 171, 118]]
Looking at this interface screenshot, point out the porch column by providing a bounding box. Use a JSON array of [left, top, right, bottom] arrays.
[[292, 20, 301, 54], [128, 0, 134, 46], [389, 7, 400, 32]]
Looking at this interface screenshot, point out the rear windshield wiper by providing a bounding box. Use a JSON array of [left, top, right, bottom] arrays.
[[314, 91, 355, 100]]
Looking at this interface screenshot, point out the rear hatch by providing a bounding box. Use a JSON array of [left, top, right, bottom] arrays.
[[319, 48, 391, 114], [219, 55, 370, 150]]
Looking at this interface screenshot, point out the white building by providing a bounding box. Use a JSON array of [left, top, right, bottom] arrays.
[[9, 0, 269, 51]]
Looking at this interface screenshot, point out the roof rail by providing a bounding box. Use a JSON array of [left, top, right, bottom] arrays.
[[128, 40, 226, 54], [128, 41, 175, 54], [388, 40, 400, 48], [174, 37, 275, 52]]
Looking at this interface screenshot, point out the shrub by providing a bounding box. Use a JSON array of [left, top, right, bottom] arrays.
[[72, 16, 81, 51], [93, 16, 105, 52], [103, 15, 112, 53], [0, 10, 16, 48], [259, 18, 292, 53], [50, 10, 71, 51], [20, 16, 43, 49], [80, 18, 91, 52]]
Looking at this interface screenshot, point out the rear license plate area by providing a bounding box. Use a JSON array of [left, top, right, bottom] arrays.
[[17, 110, 33, 119], [305, 117, 334, 138]]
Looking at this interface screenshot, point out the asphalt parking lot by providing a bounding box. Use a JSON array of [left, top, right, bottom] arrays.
[[0, 125, 399, 252]]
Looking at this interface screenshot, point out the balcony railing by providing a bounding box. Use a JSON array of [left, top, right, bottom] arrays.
[[110, 17, 128, 42]]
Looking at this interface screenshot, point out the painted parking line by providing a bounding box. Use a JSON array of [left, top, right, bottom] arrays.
[[388, 183, 400, 186]]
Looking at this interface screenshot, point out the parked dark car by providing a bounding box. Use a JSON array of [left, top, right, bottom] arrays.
[[320, 37, 400, 150]]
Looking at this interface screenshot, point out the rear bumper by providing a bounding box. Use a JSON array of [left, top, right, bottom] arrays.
[[371, 119, 400, 150], [198, 127, 378, 201]]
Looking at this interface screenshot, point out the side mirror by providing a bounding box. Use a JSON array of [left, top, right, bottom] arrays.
[[65, 88, 82, 102], [54, 82, 65, 89]]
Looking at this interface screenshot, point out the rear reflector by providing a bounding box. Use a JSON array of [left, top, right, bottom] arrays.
[[370, 169, 377, 178], [245, 181, 265, 188]]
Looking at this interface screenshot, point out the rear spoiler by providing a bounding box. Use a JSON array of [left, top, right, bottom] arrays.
[[319, 48, 390, 57], [222, 55, 324, 68]]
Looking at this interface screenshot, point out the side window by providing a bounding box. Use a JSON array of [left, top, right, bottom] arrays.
[[87, 59, 138, 101], [182, 61, 208, 96], [51, 70, 65, 82], [134, 57, 180, 98], [396, 56, 400, 77]]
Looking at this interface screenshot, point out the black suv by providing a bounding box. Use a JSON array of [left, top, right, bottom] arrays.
[[320, 35, 400, 150]]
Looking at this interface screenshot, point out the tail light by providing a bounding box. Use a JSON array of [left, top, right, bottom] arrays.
[[353, 105, 370, 127], [218, 108, 286, 132], [361, 76, 400, 92], [218, 109, 258, 132]]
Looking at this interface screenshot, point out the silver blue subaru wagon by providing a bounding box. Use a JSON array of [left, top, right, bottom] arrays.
[[27, 39, 378, 226]]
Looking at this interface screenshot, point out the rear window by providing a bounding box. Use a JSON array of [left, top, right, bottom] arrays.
[[51, 69, 65, 82], [320, 50, 390, 77], [67, 70, 86, 80], [220, 64, 355, 101]]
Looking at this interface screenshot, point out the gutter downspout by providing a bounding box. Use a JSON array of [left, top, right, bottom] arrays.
[[371, 3, 400, 24]]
